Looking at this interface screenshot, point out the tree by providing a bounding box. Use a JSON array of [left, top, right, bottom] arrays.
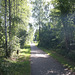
[[0, 0, 31, 57], [9, 0, 11, 56], [51, 0, 75, 52], [5, 0, 8, 57], [32, 0, 50, 43]]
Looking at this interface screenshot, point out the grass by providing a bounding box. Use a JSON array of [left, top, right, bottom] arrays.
[[0, 45, 31, 75], [38, 47, 75, 72]]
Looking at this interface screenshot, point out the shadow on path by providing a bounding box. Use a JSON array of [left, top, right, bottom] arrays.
[[30, 43, 71, 75]]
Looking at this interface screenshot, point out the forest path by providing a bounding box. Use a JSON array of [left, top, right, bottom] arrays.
[[30, 43, 71, 75]]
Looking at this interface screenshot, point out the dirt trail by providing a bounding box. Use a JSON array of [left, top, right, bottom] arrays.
[[30, 43, 71, 75]]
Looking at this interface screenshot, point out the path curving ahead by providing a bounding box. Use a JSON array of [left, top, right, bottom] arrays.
[[30, 43, 71, 75]]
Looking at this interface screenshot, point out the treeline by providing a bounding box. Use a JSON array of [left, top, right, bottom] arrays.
[[0, 0, 32, 58], [33, 0, 75, 61]]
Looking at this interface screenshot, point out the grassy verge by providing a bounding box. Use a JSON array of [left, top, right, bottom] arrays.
[[0, 45, 31, 75], [38, 47, 75, 72]]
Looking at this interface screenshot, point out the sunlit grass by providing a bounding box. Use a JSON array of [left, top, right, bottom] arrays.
[[0, 45, 31, 75], [34, 41, 38, 46]]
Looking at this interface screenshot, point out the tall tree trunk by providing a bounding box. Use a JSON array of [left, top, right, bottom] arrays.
[[59, 0, 71, 53], [16, 0, 17, 16], [39, 1, 41, 42], [9, 0, 11, 57], [14, 0, 15, 16], [61, 15, 70, 52], [5, 0, 8, 57]]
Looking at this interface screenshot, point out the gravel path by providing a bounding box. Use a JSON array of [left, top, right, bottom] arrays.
[[30, 43, 71, 75]]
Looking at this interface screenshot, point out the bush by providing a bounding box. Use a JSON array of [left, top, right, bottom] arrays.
[[68, 51, 75, 62], [55, 49, 68, 56]]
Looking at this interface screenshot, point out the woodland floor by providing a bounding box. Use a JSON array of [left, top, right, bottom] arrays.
[[30, 43, 72, 75]]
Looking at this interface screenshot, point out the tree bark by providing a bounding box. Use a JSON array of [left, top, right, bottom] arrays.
[[5, 0, 8, 57], [9, 0, 11, 57], [39, 1, 41, 42]]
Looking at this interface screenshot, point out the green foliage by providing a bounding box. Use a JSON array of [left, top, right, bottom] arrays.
[[34, 0, 75, 62], [35, 25, 60, 48], [10, 36, 20, 51], [0, 45, 31, 75], [0, 0, 32, 74], [18, 29, 27, 48], [34, 30, 39, 41], [68, 51, 75, 62], [11, 16, 25, 24], [0, 21, 4, 48], [0, 18, 5, 56], [25, 23, 34, 44], [0, 0, 31, 57]]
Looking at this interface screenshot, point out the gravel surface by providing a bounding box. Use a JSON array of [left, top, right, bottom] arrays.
[[30, 43, 72, 75]]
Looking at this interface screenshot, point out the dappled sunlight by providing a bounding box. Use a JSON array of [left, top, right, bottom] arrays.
[[0, 46, 31, 75], [46, 70, 62, 75], [30, 43, 36, 46], [45, 69, 72, 75], [20, 48, 29, 52], [19, 49, 30, 60], [31, 44, 50, 58], [48, 53, 51, 55], [31, 50, 39, 54], [30, 44, 73, 75], [18, 49, 30, 61], [25, 54, 31, 59], [31, 53, 49, 58]]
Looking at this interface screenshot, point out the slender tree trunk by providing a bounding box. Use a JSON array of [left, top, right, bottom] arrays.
[[39, 1, 41, 41], [12, 0, 15, 32], [39, 13, 41, 41], [14, 0, 15, 16], [16, 0, 17, 16], [5, 0, 8, 57], [9, 0, 11, 56]]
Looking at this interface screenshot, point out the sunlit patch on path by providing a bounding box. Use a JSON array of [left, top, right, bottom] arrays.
[[30, 43, 71, 75], [31, 54, 49, 58]]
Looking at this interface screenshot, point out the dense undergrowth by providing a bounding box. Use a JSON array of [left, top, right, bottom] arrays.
[[0, 45, 31, 75]]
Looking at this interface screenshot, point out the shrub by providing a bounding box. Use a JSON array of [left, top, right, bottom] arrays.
[[68, 51, 75, 62]]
